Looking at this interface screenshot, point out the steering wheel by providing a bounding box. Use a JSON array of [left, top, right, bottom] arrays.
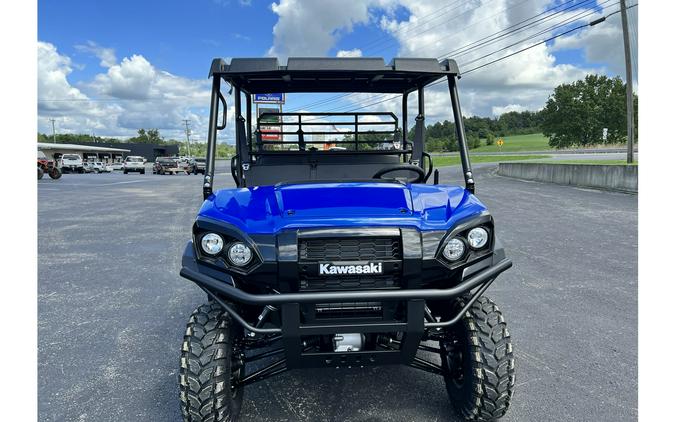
[[373, 164, 425, 184]]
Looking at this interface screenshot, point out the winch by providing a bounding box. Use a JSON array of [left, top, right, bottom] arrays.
[[332, 333, 365, 352]]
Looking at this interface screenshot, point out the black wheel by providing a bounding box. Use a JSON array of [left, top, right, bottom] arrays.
[[180, 301, 244, 422], [140, 169, 145, 175], [48, 168, 62, 179], [123, 169, 128, 174], [440, 296, 515, 421], [38, 167, 44, 180]]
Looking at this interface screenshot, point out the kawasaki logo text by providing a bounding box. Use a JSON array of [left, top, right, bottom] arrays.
[[319, 262, 383, 275]]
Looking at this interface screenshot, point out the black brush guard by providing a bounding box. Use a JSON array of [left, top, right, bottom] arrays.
[[180, 256, 511, 371]]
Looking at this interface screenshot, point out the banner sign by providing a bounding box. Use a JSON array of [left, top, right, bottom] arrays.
[[253, 93, 285, 104]]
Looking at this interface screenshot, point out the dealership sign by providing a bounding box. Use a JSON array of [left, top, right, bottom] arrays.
[[253, 93, 285, 104]]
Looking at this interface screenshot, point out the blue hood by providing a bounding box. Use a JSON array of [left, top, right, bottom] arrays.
[[198, 182, 488, 234]]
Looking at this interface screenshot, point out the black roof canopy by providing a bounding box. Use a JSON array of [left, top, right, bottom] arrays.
[[209, 57, 459, 93]]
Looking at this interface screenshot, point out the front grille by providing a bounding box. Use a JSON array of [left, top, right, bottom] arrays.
[[299, 237, 401, 261], [314, 302, 383, 319], [300, 273, 400, 291]]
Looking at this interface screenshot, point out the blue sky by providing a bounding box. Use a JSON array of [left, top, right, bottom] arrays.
[[37, 0, 638, 141]]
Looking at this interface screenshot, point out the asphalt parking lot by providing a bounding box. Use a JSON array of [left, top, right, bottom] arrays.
[[38, 162, 637, 421]]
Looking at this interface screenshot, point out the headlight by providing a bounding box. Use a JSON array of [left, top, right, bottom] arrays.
[[467, 227, 489, 249], [442, 238, 465, 261], [228, 242, 252, 266], [200, 233, 224, 255]]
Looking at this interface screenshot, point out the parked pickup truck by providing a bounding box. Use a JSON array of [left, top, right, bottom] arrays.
[[153, 157, 186, 175], [59, 154, 84, 173], [192, 157, 206, 175]]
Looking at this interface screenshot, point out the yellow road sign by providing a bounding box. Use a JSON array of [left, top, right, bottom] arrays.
[[497, 138, 504, 147]]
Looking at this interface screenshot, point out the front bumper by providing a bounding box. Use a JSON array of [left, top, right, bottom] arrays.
[[181, 246, 511, 368]]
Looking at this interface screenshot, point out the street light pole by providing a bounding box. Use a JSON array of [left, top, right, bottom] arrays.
[[49, 118, 56, 143], [182, 119, 191, 156], [620, 0, 635, 163]]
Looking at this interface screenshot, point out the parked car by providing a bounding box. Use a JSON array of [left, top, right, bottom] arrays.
[[59, 154, 84, 173], [123, 156, 146, 174], [84, 161, 109, 173], [82, 162, 95, 173], [153, 157, 184, 175], [192, 157, 206, 175], [92, 162, 113, 173], [37, 150, 62, 180], [110, 162, 124, 171]]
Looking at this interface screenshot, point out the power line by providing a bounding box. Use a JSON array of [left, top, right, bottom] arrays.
[[356, 0, 470, 54], [320, 5, 634, 116], [443, 0, 597, 60], [290, 0, 532, 112], [298, 0, 607, 113], [360, 0, 503, 55], [459, 2, 616, 69]]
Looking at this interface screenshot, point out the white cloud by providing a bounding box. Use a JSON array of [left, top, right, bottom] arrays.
[[267, 0, 395, 57], [74, 40, 117, 68], [38, 41, 89, 111], [377, 0, 606, 117], [265, 0, 627, 119], [38, 41, 222, 140], [492, 104, 528, 116], [551, 4, 638, 79], [91, 55, 156, 100], [337, 48, 363, 57]]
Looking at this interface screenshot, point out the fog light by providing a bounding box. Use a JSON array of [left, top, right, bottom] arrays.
[[443, 238, 465, 261], [228, 242, 252, 266], [200, 233, 224, 255], [467, 227, 489, 249]]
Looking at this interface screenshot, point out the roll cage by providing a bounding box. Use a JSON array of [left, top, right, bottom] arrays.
[[203, 57, 475, 199]]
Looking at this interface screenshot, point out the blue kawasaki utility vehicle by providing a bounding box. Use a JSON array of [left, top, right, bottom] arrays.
[[179, 57, 514, 421]]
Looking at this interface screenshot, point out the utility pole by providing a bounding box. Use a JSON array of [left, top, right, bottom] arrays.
[[620, 0, 634, 163], [49, 118, 56, 143], [182, 119, 192, 156]]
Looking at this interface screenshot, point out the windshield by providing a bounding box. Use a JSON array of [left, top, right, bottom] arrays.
[[126, 157, 143, 162], [195, 158, 205, 163], [38, 151, 47, 159], [62, 154, 80, 160], [158, 158, 176, 163]]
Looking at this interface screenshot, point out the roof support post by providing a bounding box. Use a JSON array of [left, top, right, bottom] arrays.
[[246, 93, 252, 148], [235, 87, 249, 186], [204, 75, 221, 199], [402, 91, 409, 161], [447, 75, 475, 194], [411, 87, 425, 169]]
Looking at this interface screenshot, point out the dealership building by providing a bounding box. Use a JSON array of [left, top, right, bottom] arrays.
[[37, 142, 180, 162]]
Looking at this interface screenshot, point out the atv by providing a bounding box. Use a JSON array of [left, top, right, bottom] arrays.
[[178, 57, 515, 421], [38, 150, 62, 180]]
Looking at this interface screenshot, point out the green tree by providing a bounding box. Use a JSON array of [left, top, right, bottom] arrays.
[[541, 74, 635, 148], [128, 128, 165, 144]]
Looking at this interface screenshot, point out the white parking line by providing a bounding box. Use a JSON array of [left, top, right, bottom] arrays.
[[46, 180, 150, 187]]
